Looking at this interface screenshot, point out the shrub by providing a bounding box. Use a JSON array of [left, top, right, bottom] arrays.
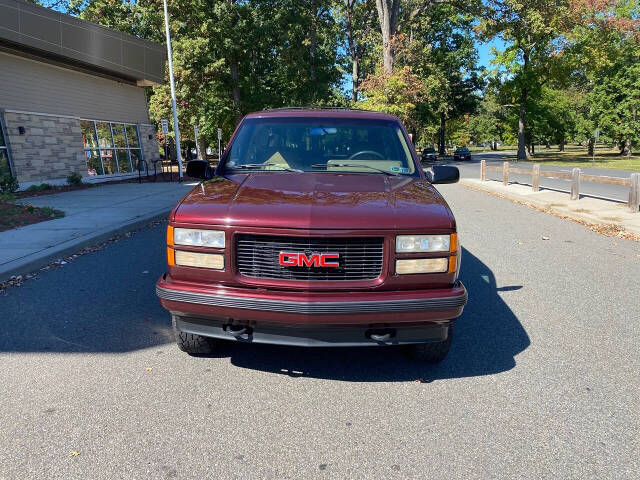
[[0, 175, 19, 194], [0, 192, 16, 202], [39, 207, 65, 219], [26, 183, 52, 191], [66, 172, 83, 186]]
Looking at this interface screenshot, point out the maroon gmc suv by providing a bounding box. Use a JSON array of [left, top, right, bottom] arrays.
[[156, 108, 467, 362]]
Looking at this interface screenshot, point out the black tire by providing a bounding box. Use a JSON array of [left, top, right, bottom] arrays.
[[172, 315, 218, 355], [407, 325, 453, 363]]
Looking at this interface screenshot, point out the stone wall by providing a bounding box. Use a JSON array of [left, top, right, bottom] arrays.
[[138, 124, 160, 166], [3, 112, 85, 183], [2, 112, 161, 185]]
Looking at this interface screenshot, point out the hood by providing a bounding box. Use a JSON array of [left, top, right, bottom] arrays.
[[173, 173, 454, 230]]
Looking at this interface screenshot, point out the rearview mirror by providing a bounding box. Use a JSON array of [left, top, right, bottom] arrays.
[[426, 165, 459, 184], [309, 127, 337, 136], [186, 160, 214, 180]]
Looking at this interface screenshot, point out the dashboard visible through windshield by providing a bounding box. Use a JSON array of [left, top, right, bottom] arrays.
[[224, 117, 417, 176]]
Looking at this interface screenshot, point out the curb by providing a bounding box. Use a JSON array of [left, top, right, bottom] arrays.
[[460, 179, 640, 238], [0, 208, 171, 282]]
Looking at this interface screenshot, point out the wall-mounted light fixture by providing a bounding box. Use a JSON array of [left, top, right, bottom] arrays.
[[18, 126, 25, 135]]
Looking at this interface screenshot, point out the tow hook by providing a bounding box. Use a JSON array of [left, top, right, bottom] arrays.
[[224, 324, 252, 337], [367, 329, 396, 342]]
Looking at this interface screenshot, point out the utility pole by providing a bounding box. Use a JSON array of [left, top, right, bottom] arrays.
[[162, 0, 183, 179]]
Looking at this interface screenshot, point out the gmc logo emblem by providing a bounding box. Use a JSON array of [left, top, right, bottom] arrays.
[[279, 251, 340, 268]]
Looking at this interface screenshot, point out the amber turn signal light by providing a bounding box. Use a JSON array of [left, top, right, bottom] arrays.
[[449, 232, 457, 253], [448, 255, 456, 274], [166, 225, 174, 246]]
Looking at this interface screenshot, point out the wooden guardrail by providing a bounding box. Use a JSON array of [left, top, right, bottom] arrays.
[[480, 160, 640, 213]]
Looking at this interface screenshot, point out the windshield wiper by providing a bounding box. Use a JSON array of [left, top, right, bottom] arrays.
[[311, 163, 400, 176], [228, 163, 303, 173]]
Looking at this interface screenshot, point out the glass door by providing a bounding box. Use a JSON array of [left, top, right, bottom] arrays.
[[0, 116, 12, 178]]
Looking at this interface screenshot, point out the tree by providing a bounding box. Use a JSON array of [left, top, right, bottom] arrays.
[[469, 91, 506, 149], [566, 1, 640, 156], [74, 0, 344, 151], [374, 0, 439, 75], [477, 1, 574, 160], [409, 2, 482, 153], [340, 0, 379, 101], [358, 66, 426, 131]]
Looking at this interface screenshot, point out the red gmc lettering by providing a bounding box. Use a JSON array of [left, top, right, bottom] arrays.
[[318, 253, 339, 267], [279, 252, 339, 268]]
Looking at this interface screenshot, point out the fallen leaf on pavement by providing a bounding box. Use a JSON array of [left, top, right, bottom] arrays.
[[145, 367, 153, 372], [542, 236, 549, 240], [69, 451, 80, 457]]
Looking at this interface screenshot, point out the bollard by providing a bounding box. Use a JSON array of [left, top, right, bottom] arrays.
[[532, 164, 540, 192], [570, 168, 580, 200], [629, 173, 640, 213], [503, 161, 509, 186], [481, 159, 486, 181]]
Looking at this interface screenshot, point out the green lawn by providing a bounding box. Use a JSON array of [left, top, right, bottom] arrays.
[[527, 146, 640, 171], [468, 144, 640, 171]]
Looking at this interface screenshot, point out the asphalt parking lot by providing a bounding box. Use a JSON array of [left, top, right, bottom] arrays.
[[1, 184, 638, 479]]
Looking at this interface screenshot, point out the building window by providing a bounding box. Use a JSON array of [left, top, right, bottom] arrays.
[[0, 116, 12, 178], [80, 120, 144, 176]]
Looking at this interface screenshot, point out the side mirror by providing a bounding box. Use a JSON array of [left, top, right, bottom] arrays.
[[186, 160, 214, 180], [426, 165, 459, 184]]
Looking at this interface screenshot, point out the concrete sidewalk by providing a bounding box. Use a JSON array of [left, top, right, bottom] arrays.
[[461, 178, 640, 238], [0, 181, 197, 281]]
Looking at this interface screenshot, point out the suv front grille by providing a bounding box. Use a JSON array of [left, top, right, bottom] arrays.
[[236, 234, 384, 281]]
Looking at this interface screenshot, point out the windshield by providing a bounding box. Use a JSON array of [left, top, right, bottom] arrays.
[[424, 147, 436, 153], [456, 148, 469, 153], [224, 117, 416, 175]]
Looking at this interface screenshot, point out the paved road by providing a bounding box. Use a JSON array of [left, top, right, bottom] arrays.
[[1, 185, 639, 479], [435, 151, 638, 203]]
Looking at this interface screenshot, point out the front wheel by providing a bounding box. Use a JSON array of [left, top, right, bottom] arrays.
[[172, 315, 219, 355], [406, 325, 453, 363]]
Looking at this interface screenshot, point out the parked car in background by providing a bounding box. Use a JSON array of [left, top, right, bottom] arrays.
[[453, 147, 471, 161], [421, 146, 437, 162], [157, 108, 467, 363]]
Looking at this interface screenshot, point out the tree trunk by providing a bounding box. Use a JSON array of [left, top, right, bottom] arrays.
[[376, 0, 398, 75], [309, 19, 317, 90], [352, 59, 359, 102], [559, 138, 565, 151], [531, 142, 535, 155], [229, 58, 242, 123], [545, 139, 550, 149], [587, 137, 594, 156], [438, 112, 446, 156], [623, 138, 632, 157], [491, 140, 497, 151], [517, 87, 528, 161], [345, 1, 359, 101], [517, 49, 530, 161], [196, 136, 207, 160]]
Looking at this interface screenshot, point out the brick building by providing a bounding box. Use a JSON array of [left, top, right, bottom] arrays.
[[0, 0, 165, 188]]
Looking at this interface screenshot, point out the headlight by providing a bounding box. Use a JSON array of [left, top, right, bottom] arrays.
[[396, 234, 450, 253], [174, 228, 225, 248], [396, 258, 448, 274], [175, 251, 224, 270]]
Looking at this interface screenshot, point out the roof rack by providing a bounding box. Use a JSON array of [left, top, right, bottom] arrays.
[[263, 106, 377, 113]]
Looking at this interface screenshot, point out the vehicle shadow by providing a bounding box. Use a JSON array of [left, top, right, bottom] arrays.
[[217, 247, 530, 382], [0, 223, 175, 353]]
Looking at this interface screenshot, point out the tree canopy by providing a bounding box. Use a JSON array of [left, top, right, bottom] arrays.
[[35, 0, 640, 156]]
